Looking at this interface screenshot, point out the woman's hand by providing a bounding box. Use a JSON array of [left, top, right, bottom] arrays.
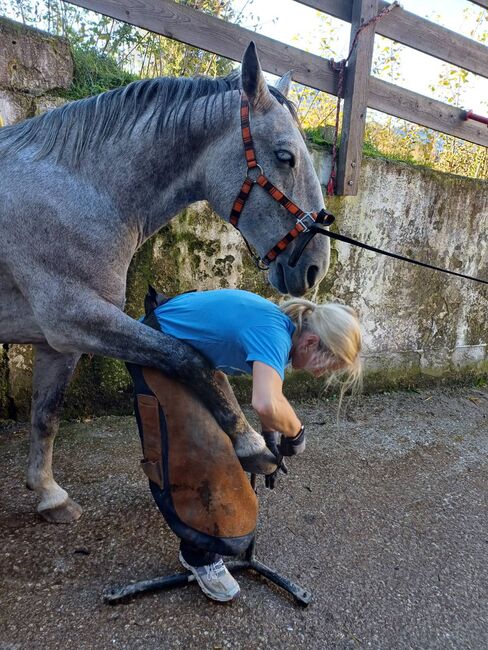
[[262, 431, 288, 489]]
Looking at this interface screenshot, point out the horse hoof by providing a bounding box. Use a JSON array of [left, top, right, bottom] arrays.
[[234, 431, 278, 474], [39, 498, 83, 524], [238, 448, 278, 475]]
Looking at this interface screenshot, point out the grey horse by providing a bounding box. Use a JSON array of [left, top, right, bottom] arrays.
[[0, 43, 330, 523]]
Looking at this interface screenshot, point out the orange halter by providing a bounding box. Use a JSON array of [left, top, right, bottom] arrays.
[[229, 94, 335, 269]]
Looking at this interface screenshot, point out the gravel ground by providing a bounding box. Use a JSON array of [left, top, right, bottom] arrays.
[[0, 384, 487, 650]]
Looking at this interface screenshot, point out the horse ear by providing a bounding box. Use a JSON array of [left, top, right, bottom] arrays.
[[241, 42, 273, 113], [275, 71, 293, 98]]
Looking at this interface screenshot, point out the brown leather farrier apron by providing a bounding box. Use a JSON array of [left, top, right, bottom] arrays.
[[126, 297, 258, 556]]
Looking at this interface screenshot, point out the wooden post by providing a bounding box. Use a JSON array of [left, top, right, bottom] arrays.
[[336, 0, 378, 196]]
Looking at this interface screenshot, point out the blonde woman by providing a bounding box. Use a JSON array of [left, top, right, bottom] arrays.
[[136, 288, 362, 602]]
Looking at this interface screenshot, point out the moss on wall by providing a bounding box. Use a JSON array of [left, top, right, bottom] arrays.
[[237, 248, 276, 298], [64, 355, 132, 418], [361, 360, 488, 394], [230, 360, 488, 406], [0, 345, 10, 422], [125, 238, 157, 318]]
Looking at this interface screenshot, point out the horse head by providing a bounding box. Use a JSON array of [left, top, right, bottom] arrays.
[[204, 43, 331, 297]]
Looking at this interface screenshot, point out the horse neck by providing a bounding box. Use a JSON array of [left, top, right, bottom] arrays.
[[83, 90, 239, 244], [82, 124, 199, 244]]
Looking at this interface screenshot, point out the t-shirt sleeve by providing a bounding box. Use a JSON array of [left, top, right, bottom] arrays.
[[240, 325, 291, 381]]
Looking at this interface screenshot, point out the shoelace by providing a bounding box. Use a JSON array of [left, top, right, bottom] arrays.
[[203, 560, 227, 581]]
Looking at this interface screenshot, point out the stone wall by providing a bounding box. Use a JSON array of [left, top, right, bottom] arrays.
[[0, 17, 72, 125], [1, 17, 486, 420]]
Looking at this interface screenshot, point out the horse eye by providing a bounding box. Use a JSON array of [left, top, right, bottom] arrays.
[[275, 150, 295, 167]]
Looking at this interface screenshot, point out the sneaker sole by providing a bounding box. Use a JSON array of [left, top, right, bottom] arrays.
[[179, 553, 240, 603]]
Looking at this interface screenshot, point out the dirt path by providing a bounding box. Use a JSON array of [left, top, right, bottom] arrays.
[[1, 385, 487, 650]]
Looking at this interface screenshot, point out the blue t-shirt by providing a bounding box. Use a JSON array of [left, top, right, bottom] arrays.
[[153, 289, 295, 380]]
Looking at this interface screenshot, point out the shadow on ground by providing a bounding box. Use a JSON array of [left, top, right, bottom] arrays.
[[0, 385, 487, 649]]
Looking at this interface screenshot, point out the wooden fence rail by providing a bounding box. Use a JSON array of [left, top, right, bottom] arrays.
[[297, 0, 488, 79], [65, 0, 488, 194], [67, 0, 488, 146]]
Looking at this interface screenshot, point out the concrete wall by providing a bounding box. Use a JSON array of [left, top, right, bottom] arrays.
[[0, 17, 486, 420], [312, 151, 487, 385]]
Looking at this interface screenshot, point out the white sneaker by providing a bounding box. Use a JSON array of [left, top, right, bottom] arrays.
[[179, 552, 240, 602]]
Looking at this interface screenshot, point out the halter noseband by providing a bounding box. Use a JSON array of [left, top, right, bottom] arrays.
[[229, 94, 335, 270]]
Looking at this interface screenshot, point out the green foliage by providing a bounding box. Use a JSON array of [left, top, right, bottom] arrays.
[[62, 44, 138, 100], [305, 127, 420, 168], [474, 376, 487, 388], [305, 127, 330, 147], [372, 35, 404, 84], [366, 7, 488, 180], [296, 7, 488, 181]]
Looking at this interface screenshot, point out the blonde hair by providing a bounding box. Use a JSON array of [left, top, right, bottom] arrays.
[[279, 298, 362, 409]]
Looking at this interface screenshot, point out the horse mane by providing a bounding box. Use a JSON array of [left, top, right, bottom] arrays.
[[0, 70, 298, 163]]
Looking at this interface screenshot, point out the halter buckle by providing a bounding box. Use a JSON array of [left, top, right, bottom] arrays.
[[296, 212, 316, 233], [245, 163, 264, 184]]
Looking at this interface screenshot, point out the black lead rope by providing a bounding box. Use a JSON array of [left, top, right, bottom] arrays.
[[288, 224, 488, 285]]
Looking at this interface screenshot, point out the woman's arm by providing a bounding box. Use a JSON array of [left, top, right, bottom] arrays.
[[251, 361, 302, 437]]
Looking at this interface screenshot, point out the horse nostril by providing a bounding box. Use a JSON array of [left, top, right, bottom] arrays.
[[307, 265, 320, 288]]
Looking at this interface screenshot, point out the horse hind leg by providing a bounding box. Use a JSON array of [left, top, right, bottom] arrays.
[[26, 344, 82, 523]]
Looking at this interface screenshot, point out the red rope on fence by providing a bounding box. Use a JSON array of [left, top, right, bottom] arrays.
[[326, 1, 400, 196]]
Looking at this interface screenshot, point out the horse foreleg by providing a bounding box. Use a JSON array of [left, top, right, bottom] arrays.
[[43, 299, 276, 474], [213, 371, 276, 472], [26, 343, 82, 523]]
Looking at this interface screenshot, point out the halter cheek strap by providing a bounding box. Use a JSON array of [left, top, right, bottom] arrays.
[[229, 94, 334, 268]]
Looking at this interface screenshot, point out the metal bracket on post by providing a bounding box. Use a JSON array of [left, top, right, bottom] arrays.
[[336, 0, 379, 196]]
